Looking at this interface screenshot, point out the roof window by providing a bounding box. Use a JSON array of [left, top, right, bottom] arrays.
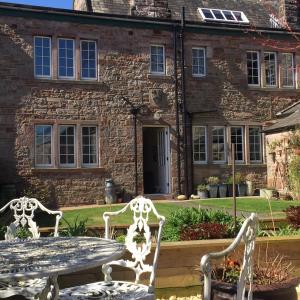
[[199, 8, 249, 24]]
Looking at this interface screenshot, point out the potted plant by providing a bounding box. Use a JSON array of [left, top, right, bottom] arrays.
[[234, 172, 246, 197], [245, 173, 259, 196], [210, 254, 299, 300], [218, 181, 228, 198], [197, 184, 208, 199], [207, 177, 219, 198]]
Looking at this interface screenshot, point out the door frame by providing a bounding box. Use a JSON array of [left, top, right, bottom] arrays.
[[142, 125, 171, 194]]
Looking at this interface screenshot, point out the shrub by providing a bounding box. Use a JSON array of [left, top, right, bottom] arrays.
[[162, 207, 242, 241], [60, 216, 88, 237], [288, 156, 300, 200], [207, 177, 220, 185], [197, 184, 207, 192], [180, 223, 227, 241], [284, 206, 300, 228]]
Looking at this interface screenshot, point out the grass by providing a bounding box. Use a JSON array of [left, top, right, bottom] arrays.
[[198, 198, 300, 218], [60, 197, 300, 227]]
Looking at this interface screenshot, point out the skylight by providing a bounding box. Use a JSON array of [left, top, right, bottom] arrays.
[[199, 8, 249, 24]]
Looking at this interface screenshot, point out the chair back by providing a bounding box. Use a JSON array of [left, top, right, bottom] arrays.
[[0, 196, 63, 240], [200, 213, 258, 300], [102, 196, 165, 292]]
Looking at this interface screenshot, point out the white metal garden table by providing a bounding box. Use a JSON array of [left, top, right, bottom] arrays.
[[0, 237, 125, 299]]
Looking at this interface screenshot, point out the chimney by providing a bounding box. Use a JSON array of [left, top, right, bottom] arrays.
[[73, 0, 92, 12], [279, 0, 300, 28], [131, 0, 171, 18]]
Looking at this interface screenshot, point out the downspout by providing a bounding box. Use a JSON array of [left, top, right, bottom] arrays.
[[180, 7, 188, 197], [188, 112, 194, 194], [173, 25, 181, 195]]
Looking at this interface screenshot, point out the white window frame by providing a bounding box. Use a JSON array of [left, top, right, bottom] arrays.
[[35, 125, 53, 167], [34, 36, 52, 79], [80, 40, 98, 81], [231, 126, 244, 164], [58, 38, 76, 80], [192, 126, 207, 164], [59, 125, 76, 168], [212, 126, 227, 164], [150, 45, 165, 75], [282, 53, 295, 88], [198, 8, 249, 24], [264, 51, 278, 87], [249, 127, 262, 163], [192, 47, 206, 77], [81, 126, 99, 168], [247, 51, 260, 87]]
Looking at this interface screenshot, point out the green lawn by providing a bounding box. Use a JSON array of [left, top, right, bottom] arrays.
[[198, 198, 300, 218], [60, 197, 300, 226]]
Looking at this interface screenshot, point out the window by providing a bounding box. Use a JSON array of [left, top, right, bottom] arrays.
[[82, 126, 98, 166], [198, 8, 249, 24], [249, 127, 262, 162], [34, 36, 51, 78], [231, 127, 244, 162], [59, 125, 75, 167], [150, 45, 165, 74], [264, 52, 277, 86], [81, 40, 97, 80], [58, 38, 75, 79], [192, 48, 206, 76], [35, 125, 52, 166], [212, 127, 226, 162], [193, 126, 207, 163], [247, 51, 260, 86], [282, 53, 295, 87]]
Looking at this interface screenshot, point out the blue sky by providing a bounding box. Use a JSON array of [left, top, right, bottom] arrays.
[[0, 0, 73, 9]]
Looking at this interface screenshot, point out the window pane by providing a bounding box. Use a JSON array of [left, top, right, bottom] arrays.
[[192, 48, 206, 76], [249, 127, 262, 162], [212, 127, 226, 162], [59, 125, 75, 166], [264, 52, 277, 86], [150, 46, 165, 74], [231, 127, 244, 162], [82, 126, 98, 166], [247, 51, 260, 85], [35, 125, 52, 166], [282, 53, 295, 87], [34, 37, 51, 77], [193, 126, 207, 163], [58, 39, 74, 78], [212, 10, 224, 20], [81, 41, 97, 79]]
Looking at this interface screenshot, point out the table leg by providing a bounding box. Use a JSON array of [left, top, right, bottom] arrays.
[[38, 275, 59, 300]]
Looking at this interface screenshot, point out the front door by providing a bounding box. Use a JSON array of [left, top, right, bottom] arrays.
[[143, 127, 170, 194]]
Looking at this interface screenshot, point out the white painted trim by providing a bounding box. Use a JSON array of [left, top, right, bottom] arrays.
[[230, 126, 245, 163], [81, 125, 99, 168], [192, 126, 208, 164], [264, 51, 278, 87], [247, 50, 261, 87], [212, 126, 227, 164], [249, 126, 263, 163], [198, 8, 249, 24], [59, 125, 76, 168], [281, 52, 296, 88], [192, 47, 206, 77]]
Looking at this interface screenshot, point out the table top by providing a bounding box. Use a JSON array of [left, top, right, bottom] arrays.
[[0, 237, 125, 281]]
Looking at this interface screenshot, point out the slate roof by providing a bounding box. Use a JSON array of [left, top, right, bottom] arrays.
[[265, 102, 300, 133], [89, 0, 279, 28]]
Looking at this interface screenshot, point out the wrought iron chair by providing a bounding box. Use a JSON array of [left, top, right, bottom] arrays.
[[0, 196, 63, 299], [60, 195, 165, 300], [200, 213, 258, 300]]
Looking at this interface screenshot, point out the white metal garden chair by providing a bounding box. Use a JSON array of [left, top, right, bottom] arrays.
[[60, 195, 165, 300], [0, 196, 63, 299], [200, 213, 258, 300]]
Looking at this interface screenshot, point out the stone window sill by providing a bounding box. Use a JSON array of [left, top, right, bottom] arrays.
[[248, 86, 298, 92], [31, 167, 106, 174], [194, 163, 267, 167], [36, 79, 103, 85], [147, 74, 173, 81]]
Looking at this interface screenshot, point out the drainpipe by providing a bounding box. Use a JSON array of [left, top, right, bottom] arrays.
[[188, 112, 194, 195], [131, 107, 139, 197], [173, 24, 181, 195], [180, 7, 188, 197]]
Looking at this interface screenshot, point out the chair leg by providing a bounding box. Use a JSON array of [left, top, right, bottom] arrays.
[[37, 275, 59, 300]]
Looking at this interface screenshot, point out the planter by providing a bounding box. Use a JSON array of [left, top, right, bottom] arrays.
[[260, 188, 274, 199], [197, 190, 208, 199], [246, 180, 254, 196], [227, 184, 238, 197], [218, 184, 227, 198], [208, 184, 219, 198], [237, 183, 247, 197], [210, 277, 299, 300]]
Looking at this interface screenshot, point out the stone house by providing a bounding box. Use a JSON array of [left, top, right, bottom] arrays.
[[0, 0, 299, 206]]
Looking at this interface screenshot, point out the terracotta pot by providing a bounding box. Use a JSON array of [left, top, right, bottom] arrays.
[[210, 277, 299, 300]]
